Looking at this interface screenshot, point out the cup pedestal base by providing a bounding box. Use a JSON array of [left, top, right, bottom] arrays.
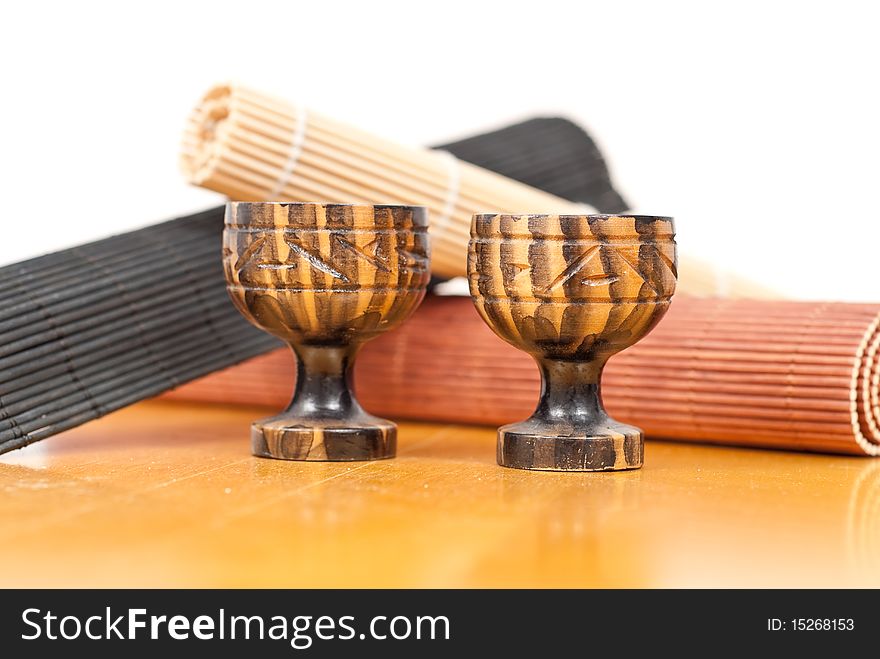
[[252, 417, 396, 461], [497, 420, 643, 471]]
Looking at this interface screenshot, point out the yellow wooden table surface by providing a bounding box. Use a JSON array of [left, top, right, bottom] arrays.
[[1, 400, 877, 588]]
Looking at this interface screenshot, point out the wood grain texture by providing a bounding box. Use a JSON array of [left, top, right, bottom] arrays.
[[1, 400, 878, 588], [468, 214, 677, 471], [223, 202, 429, 460]]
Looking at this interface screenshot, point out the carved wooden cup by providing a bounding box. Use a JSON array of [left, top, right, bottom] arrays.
[[223, 202, 430, 461], [468, 214, 677, 471]]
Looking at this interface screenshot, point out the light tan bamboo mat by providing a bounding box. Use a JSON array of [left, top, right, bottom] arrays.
[[180, 83, 768, 297]]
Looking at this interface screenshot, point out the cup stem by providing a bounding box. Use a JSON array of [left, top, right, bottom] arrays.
[[532, 357, 609, 427], [286, 343, 363, 420]]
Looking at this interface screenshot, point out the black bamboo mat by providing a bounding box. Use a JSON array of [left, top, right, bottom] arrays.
[[0, 117, 626, 454], [436, 117, 628, 213]]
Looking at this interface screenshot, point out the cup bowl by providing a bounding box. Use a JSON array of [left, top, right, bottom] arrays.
[[468, 213, 676, 360], [224, 202, 430, 345]]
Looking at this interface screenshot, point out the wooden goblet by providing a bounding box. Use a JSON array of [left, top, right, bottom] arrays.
[[223, 202, 430, 461], [468, 214, 677, 471]]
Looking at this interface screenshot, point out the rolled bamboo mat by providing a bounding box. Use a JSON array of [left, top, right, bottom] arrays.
[[0, 117, 630, 456], [0, 208, 277, 455], [165, 295, 880, 456], [181, 83, 769, 298]]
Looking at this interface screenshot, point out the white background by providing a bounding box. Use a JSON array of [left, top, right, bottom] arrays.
[[0, 0, 877, 300]]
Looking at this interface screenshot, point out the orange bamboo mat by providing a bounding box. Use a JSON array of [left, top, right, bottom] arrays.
[[164, 296, 880, 456]]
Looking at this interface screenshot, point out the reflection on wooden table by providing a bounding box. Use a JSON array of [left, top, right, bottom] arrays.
[[0, 401, 877, 588]]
